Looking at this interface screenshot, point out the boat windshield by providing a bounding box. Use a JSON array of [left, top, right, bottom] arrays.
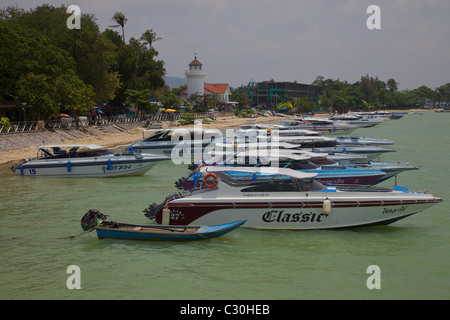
[[204, 170, 325, 192], [240, 178, 326, 192], [143, 129, 221, 142], [143, 130, 172, 142], [37, 146, 112, 158]]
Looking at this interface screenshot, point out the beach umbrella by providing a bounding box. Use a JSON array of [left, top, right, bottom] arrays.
[[59, 113, 71, 118], [165, 109, 177, 112]]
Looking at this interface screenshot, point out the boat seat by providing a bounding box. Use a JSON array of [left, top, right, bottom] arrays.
[[55, 149, 67, 155]]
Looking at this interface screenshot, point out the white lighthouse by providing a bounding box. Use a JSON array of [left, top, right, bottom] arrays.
[[185, 54, 205, 97]]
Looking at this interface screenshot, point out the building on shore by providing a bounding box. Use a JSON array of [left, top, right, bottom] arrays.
[[181, 55, 237, 111], [234, 81, 316, 109]]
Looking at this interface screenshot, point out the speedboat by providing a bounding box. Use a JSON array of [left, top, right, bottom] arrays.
[[217, 134, 339, 149], [176, 150, 386, 190], [343, 161, 419, 184], [222, 138, 397, 160], [303, 145, 396, 159], [146, 166, 442, 230], [335, 135, 394, 146], [129, 128, 223, 157], [11, 144, 169, 177], [238, 124, 321, 136], [329, 113, 385, 127], [282, 117, 358, 134]]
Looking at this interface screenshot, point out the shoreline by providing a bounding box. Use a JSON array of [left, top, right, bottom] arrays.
[[0, 115, 281, 169]]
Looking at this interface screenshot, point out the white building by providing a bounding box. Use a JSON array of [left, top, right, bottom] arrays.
[[181, 55, 237, 111], [185, 55, 206, 97]]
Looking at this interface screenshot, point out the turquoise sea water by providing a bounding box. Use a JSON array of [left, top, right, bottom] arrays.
[[0, 111, 449, 300]]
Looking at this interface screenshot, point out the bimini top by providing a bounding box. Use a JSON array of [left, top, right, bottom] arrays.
[[199, 166, 318, 180]]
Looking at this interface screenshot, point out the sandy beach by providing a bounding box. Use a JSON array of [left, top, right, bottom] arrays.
[[0, 115, 283, 169]]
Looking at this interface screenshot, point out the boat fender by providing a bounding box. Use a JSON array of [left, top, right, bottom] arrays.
[[323, 199, 332, 215], [67, 161, 72, 172], [20, 163, 24, 176], [162, 208, 170, 225], [203, 173, 219, 188], [107, 159, 112, 170]]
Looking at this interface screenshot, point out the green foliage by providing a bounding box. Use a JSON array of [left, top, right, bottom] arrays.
[[293, 97, 316, 114], [179, 113, 196, 124], [0, 117, 12, 133], [125, 89, 155, 114], [276, 102, 293, 110], [0, 4, 166, 120], [311, 75, 443, 112], [159, 89, 181, 108]]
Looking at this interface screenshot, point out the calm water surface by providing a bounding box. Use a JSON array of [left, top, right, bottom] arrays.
[[1, 111, 449, 300]]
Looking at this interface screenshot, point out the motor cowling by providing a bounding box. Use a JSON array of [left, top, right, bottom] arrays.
[[81, 209, 107, 231]]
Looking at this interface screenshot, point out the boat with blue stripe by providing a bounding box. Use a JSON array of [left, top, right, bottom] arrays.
[[11, 144, 169, 177]]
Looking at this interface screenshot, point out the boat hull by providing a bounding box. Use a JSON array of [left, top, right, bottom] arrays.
[[131, 140, 214, 156], [303, 146, 396, 159], [283, 125, 357, 135], [159, 194, 442, 230], [13, 155, 168, 177]]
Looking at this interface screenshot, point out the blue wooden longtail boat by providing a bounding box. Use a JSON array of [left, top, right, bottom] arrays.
[[81, 209, 245, 241]]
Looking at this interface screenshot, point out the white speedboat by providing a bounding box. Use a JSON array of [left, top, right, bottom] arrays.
[[147, 166, 442, 230], [335, 135, 395, 146], [282, 117, 358, 134], [129, 128, 222, 157], [11, 144, 169, 177], [330, 113, 385, 127], [238, 124, 321, 136]]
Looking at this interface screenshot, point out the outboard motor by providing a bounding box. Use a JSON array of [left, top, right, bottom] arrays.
[[143, 192, 184, 220], [188, 162, 198, 171], [175, 177, 187, 189], [81, 209, 107, 231], [174, 170, 198, 189]]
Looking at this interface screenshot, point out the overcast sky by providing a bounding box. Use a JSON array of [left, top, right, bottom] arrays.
[[2, 0, 449, 90]]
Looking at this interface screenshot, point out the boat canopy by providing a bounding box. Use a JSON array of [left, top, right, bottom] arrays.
[[200, 166, 318, 180]]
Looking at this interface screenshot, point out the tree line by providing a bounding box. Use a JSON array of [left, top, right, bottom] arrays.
[[310, 75, 450, 113], [231, 77, 450, 114], [0, 4, 166, 121]]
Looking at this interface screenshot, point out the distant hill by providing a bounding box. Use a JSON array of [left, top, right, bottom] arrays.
[[164, 76, 186, 88]]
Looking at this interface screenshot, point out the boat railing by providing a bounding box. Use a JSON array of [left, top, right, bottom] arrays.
[[336, 186, 394, 192]]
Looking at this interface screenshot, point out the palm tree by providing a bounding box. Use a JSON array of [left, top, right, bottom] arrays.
[[111, 12, 127, 44], [140, 29, 162, 50]]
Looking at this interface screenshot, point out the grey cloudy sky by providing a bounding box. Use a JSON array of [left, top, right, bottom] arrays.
[[2, 0, 449, 90]]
